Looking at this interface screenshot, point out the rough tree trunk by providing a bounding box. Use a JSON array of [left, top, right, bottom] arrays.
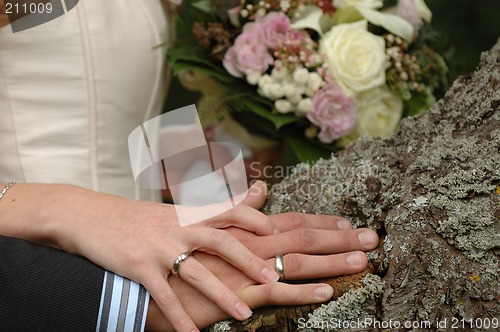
[[208, 40, 500, 332]]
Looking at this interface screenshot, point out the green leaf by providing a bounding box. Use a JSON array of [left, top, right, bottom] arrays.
[[404, 88, 435, 117], [190, 0, 215, 14], [168, 46, 235, 82], [287, 135, 333, 164], [249, 101, 300, 130]]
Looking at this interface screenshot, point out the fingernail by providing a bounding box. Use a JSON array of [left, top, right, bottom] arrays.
[[314, 286, 333, 300], [262, 266, 280, 282], [359, 230, 376, 245], [336, 219, 352, 230], [235, 301, 252, 320], [347, 252, 362, 265]]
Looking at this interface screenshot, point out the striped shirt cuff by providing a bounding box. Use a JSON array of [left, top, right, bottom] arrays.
[[96, 271, 150, 332]]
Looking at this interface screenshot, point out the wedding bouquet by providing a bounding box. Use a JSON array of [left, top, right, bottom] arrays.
[[168, 0, 448, 162]]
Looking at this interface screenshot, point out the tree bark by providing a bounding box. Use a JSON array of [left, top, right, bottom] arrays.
[[208, 40, 500, 332]]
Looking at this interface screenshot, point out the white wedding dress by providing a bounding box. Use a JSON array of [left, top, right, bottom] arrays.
[[0, 0, 168, 201]]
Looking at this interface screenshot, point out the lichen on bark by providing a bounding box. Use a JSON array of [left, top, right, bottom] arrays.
[[209, 40, 500, 332]]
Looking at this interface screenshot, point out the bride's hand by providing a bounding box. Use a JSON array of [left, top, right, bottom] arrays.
[[0, 183, 279, 332], [146, 212, 379, 331]]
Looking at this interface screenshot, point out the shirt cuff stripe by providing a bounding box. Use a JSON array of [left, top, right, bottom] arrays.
[[116, 278, 131, 332], [97, 271, 115, 332], [133, 285, 149, 332], [96, 272, 150, 332]]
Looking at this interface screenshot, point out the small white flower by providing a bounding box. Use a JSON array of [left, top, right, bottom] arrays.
[[293, 67, 310, 85], [307, 54, 322, 66], [297, 98, 312, 115], [270, 83, 285, 99], [246, 71, 262, 85], [293, 83, 306, 96], [280, 0, 291, 11], [305, 87, 317, 97], [287, 94, 302, 104], [307, 72, 323, 92], [272, 67, 289, 81], [283, 83, 296, 98], [256, 8, 267, 17], [258, 74, 273, 88], [240, 9, 249, 18], [261, 83, 274, 98], [275, 99, 293, 113], [305, 125, 319, 139]]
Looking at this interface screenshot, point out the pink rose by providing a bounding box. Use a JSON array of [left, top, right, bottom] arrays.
[[223, 27, 273, 78], [259, 12, 291, 49], [396, 0, 423, 33], [307, 83, 357, 143]]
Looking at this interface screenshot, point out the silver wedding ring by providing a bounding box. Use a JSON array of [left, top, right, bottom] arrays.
[[275, 254, 285, 281], [172, 251, 191, 275]]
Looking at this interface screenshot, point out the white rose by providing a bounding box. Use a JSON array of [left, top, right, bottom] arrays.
[[335, 0, 383, 10], [321, 20, 386, 94], [339, 86, 403, 146]]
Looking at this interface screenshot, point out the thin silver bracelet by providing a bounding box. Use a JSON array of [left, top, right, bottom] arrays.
[[0, 182, 17, 200]]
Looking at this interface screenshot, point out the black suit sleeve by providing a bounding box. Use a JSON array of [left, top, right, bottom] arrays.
[[0, 235, 104, 332]]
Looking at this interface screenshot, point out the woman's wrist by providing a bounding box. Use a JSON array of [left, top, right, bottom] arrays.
[[0, 183, 77, 249]]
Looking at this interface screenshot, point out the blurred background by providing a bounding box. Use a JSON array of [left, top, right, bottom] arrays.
[[164, 0, 500, 111]]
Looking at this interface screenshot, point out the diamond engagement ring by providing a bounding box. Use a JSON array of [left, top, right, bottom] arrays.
[[275, 254, 285, 281], [172, 251, 192, 275]]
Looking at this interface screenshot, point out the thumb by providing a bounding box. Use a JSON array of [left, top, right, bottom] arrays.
[[240, 180, 268, 209]]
